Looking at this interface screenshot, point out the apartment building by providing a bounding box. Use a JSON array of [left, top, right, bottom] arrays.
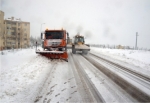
[[0, 10, 4, 50], [3, 17, 30, 49]]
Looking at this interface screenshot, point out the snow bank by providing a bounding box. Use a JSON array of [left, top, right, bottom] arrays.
[[91, 47, 150, 71], [0, 48, 53, 103]]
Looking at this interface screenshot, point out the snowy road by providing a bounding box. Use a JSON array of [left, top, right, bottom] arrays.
[[0, 48, 150, 103], [35, 51, 98, 103], [83, 53, 150, 102], [35, 50, 150, 103]]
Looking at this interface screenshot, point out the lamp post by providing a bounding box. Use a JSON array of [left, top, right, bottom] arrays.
[[135, 32, 139, 50], [40, 23, 45, 33]]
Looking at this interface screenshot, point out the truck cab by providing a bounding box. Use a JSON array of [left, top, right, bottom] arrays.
[[41, 29, 67, 51], [72, 34, 90, 54], [74, 35, 85, 45]]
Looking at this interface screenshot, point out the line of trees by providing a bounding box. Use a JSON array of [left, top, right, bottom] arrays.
[[30, 36, 41, 47]]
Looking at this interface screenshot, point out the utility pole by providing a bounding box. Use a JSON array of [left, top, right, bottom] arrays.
[[135, 32, 139, 50]]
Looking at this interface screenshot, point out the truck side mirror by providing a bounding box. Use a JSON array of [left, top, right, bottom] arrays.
[[41, 33, 43, 39], [67, 32, 69, 37]]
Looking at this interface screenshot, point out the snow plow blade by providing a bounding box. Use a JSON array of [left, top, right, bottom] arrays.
[[36, 51, 68, 62]]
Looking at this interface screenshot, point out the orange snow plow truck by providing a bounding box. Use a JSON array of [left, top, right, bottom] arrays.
[[36, 28, 69, 61]]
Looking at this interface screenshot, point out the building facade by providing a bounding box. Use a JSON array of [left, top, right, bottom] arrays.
[[0, 10, 4, 50], [3, 17, 30, 49]]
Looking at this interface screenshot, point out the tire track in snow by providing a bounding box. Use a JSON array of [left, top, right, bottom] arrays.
[[70, 51, 102, 103], [0, 54, 53, 103], [34, 61, 57, 103], [83, 54, 150, 102], [35, 59, 81, 103], [77, 54, 138, 102]]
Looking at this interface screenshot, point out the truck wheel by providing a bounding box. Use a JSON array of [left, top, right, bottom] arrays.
[[72, 45, 76, 54], [42, 41, 44, 48], [85, 44, 90, 47], [65, 46, 67, 51], [82, 50, 88, 54], [72, 48, 76, 54]]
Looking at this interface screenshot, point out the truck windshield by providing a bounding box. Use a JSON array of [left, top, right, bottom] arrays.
[[78, 37, 84, 42], [45, 31, 64, 39], [75, 37, 84, 42]]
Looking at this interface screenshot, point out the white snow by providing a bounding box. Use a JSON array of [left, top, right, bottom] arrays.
[[0, 47, 150, 103], [0, 48, 53, 103], [91, 47, 150, 71]]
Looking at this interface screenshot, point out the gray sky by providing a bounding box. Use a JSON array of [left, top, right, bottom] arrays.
[[1, 0, 150, 48]]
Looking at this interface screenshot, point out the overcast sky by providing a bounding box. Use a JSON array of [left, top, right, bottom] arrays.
[[1, 0, 150, 48]]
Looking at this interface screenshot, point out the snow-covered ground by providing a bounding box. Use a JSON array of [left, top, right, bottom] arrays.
[[0, 47, 150, 103], [91, 47, 150, 72], [0, 48, 53, 103]]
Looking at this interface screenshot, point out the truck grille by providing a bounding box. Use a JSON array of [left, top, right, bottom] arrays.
[[47, 39, 62, 46]]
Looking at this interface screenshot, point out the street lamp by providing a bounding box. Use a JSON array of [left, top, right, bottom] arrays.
[[40, 23, 45, 33]]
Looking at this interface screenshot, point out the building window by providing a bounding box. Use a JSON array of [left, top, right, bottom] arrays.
[[7, 21, 11, 24], [7, 31, 11, 35], [12, 22, 16, 25], [18, 28, 20, 30], [12, 32, 15, 35], [12, 27, 16, 31], [7, 27, 11, 29], [7, 42, 11, 44], [18, 23, 20, 26], [18, 33, 20, 35]]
